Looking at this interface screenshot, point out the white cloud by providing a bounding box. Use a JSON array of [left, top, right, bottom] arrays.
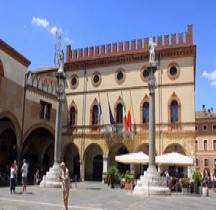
[[31, 16, 73, 45], [202, 70, 216, 87], [50, 26, 58, 35], [64, 36, 72, 45], [50, 26, 62, 35], [32, 17, 49, 28]]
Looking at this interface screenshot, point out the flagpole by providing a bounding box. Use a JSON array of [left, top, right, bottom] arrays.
[[121, 90, 128, 132], [98, 93, 104, 125], [129, 89, 136, 125], [107, 93, 116, 125]]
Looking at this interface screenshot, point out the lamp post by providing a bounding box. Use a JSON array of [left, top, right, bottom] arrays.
[[40, 50, 65, 188]]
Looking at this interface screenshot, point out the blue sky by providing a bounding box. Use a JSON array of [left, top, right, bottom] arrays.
[[0, 0, 216, 111]]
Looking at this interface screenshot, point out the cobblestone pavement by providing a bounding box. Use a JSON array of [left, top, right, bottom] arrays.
[[0, 182, 216, 210]]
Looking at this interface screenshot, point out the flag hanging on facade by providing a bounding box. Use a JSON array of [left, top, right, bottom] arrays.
[[127, 102, 133, 132], [98, 102, 102, 123], [108, 100, 115, 125], [122, 99, 128, 131]]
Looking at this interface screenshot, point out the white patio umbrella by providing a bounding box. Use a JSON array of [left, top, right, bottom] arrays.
[[115, 152, 149, 164], [156, 152, 194, 166]]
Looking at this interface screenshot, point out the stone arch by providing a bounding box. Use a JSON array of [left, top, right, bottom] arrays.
[[62, 143, 80, 180], [23, 123, 55, 144], [0, 118, 18, 166], [108, 143, 130, 174], [0, 111, 22, 147], [136, 143, 149, 154], [84, 143, 104, 181], [163, 143, 186, 155], [162, 143, 187, 178], [21, 127, 54, 182]]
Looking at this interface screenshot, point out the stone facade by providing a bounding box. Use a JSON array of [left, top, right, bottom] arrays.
[[195, 105, 216, 175]]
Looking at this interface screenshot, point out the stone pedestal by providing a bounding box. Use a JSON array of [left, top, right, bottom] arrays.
[[133, 166, 170, 195], [40, 163, 62, 188]]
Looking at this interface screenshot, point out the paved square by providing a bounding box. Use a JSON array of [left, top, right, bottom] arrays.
[[0, 182, 215, 209]]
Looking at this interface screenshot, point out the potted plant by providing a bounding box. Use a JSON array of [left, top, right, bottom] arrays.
[[124, 171, 134, 191], [202, 180, 209, 197], [181, 177, 190, 194], [192, 169, 202, 194], [107, 165, 120, 188]]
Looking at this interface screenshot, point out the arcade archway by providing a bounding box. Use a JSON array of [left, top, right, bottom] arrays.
[[63, 143, 80, 181], [162, 143, 186, 177], [22, 128, 54, 182], [84, 144, 103, 181], [108, 143, 130, 175], [0, 117, 18, 170]]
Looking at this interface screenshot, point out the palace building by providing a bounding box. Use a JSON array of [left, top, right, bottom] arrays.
[[0, 25, 196, 181], [195, 105, 216, 175]]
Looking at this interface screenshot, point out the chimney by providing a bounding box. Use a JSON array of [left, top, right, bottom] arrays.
[[66, 45, 72, 62]]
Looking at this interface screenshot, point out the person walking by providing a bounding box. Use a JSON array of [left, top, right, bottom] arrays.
[[60, 162, 70, 210], [165, 171, 170, 187], [21, 159, 28, 193], [13, 160, 18, 183], [10, 162, 17, 194], [34, 168, 40, 187]]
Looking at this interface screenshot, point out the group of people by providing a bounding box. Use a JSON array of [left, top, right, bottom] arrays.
[[9, 160, 70, 210], [10, 159, 28, 194]]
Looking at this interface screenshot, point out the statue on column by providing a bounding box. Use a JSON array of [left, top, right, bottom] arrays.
[[57, 49, 64, 74], [148, 37, 157, 63]]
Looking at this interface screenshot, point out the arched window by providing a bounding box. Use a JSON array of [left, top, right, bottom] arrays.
[[116, 103, 123, 123], [69, 106, 76, 126], [142, 102, 149, 123], [170, 100, 178, 123], [168, 93, 181, 130], [92, 105, 99, 125]]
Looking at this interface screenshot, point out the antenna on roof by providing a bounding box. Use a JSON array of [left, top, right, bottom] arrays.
[[54, 29, 62, 66]]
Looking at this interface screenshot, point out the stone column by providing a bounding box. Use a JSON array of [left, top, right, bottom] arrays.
[[102, 156, 108, 184], [80, 159, 85, 181], [133, 62, 170, 195], [148, 64, 156, 171], [54, 97, 62, 164], [130, 163, 135, 176], [40, 55, 66, 188]]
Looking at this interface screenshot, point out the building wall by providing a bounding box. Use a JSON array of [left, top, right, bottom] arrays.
[[0, 25, 197, 179], [0, 42, 30, 148], [64, 55, 195, 156], [196, 109, 216, 175]]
